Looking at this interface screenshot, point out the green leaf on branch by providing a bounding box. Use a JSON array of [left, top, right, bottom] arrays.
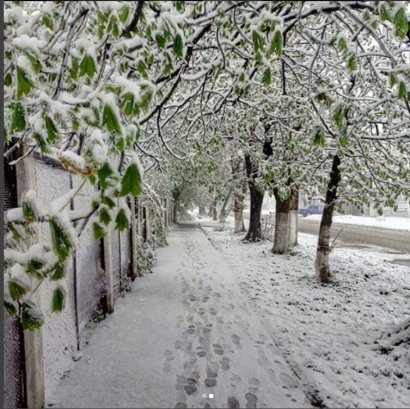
[[5, 72, 12, 86], [107, 14, 120, 38], [51, 286, 65, 313], [337, 36, 348, 53], [50, 263, 65, 281], [173, 34, 184, 57], [120, 162, 142, 196], [43, 13, 54, 30], [139, 90, 153, 112], [33, 133, 50, 154], [16, 66, 32, 99], [346, 52, 357, 72], [92, 222, 106, 240], [312, 127, 325, 146], [115, 208, 129, 231], [398, 81, 407, 99], [252, 30, 263, 54], [118, 5, 130, 23], [156, 34, 166, 48], [101, 195, 116, 209], [99, 207, 111, 225], [268, 30, 283, 56], [379, 4, 390, 22], [79, 54, 97, 78], [262, 67, 272, 86], [389, 72, 397, 87], [4, 299, 17, 316], [49, 218, 73, 262], [332, 104, 344, 129], [394, 7, 408, 39], [22, 306, 44, 330], [24, 50, 42, 74], [339, 131, 349, 148], [45, 117, 59, 143], [120, 92, 137, 117], [8, 279, 29, 301], [27, 259, 45, 280], [98, 162, 114, 189], [22, 200, 37, 223], [11, 102, 26, 132], [102, 103, 122, 134]]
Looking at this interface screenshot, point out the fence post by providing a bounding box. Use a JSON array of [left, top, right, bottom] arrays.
[[103, 228, 114, 313], [17, 155, 46, 409], [24, 329, 45, 408], [130, 197, 138, 279]]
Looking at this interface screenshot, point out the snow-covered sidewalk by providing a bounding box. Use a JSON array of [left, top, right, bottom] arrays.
[[48, 224, 310, 408]]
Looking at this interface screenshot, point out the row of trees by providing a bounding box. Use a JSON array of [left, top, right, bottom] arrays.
[[4, 1, 410, 327]]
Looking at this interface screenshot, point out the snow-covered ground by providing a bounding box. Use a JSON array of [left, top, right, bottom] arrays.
[[48, 217, 409, 408], [199, 217, 410, 408], [301, 214, 410, 231]]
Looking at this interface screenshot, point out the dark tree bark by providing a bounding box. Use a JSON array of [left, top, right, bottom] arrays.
[[211, 198, 218, 221], [198, 204, 206, 216], [315, 154, 341, 282], [288, 185, 299, 247], [243, 154, 264, 241], [219, 189, 232, 223]]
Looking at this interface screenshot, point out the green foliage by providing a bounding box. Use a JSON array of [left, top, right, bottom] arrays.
[[312, 126, 325, 146], [45, 117, 59, 143], [16, 66, 32, 99], [79, 54, 97, 78], [8, 279, 29, 301], [10, 102, 26, 132], [92, 222, 106, 240], [4, 300, 17, 316], [379, 4, 391, 22], [51, 287, 65, 313], [252, 30, 263, 54], [394, 7, 408, 39], [43, 13, 54, 30], [102, 103, 122, 134], [173, 34, 184, 57], [98, 162, 114, 189], [50, 263, 65, 281], [262, 67, 272, 86], [115, 208, 129, 231], [49, 218, 73, 262], [332, 104, 344, 129], [268, 30, 283, 56], [108, 14, 120, 38], [99, 207, 112, 225], [120, 162, 142, 196], [21, 305, 43, 330], [398, 81, 406, 99]]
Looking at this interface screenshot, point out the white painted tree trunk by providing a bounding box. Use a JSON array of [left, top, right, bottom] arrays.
[[315, 224, 332, 281], [288, 210, 298, 247], [273, 212, 289, 254]]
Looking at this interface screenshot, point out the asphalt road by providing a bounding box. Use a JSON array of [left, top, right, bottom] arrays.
[[298, 218, 410, 254]]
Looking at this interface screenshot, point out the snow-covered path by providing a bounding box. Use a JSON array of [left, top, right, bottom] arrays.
[[49, 224, 310, 408]]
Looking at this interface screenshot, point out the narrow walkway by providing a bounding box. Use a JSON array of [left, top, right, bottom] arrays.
[[50, 224, 310, 408]]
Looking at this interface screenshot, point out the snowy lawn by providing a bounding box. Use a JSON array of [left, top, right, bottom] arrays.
[[200, 219, 410, 408]]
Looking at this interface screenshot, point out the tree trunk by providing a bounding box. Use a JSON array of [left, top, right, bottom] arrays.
[[244, 154, 264, 241], [198, 204, 206, 216], [288, 186, 299, 247], [219, 189, 232, 223], [272, 191, 291, 254], [315, 155, 341, 282], [234, 194, 246, 233], [211, 198, 218, 221]]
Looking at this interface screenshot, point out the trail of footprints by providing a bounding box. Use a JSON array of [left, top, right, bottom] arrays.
[[167, 234, 301, 408]]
